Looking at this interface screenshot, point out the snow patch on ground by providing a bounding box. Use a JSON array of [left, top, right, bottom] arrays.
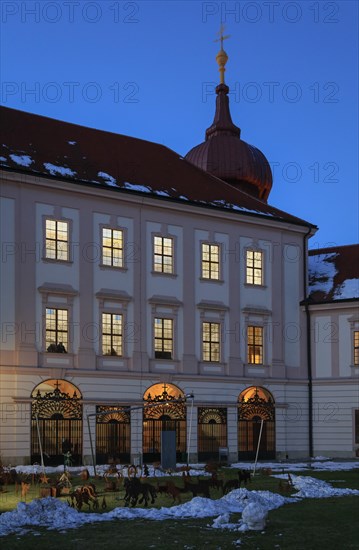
[[2, 462, 358, 537]]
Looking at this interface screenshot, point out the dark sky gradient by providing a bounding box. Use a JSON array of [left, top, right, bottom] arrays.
[[1, 0, 358, 248]]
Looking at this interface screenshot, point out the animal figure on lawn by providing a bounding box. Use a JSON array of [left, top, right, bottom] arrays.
[[123, 477, 157, 507], [70, 483, 98, 510], [223, 469, 251, 494], [238, 469, 251, 486], [156, 480, 183, 503], [182, 472, 211, 498]]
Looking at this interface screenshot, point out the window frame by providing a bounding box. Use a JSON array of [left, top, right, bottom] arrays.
[[45, 307, 69, 352], [245, 248, 264, 286], [202, 321, 221, 363], [154, 317, 174, 360], [100, 226, 125, 269], [354, 330, 359, 366], [153, 234, 175, 275], [101, 312, 123, 357], [247, 325, 264, 365], [44, 217, 71, 262], [201, 242, 221, 281]]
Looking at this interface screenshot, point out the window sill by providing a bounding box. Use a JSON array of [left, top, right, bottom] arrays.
[[42, 257, 72, 265], [244, 283, 267, 289], [199, 278, 224, 284], [151, 271, 177, 278], [99, 264, 128, 272]]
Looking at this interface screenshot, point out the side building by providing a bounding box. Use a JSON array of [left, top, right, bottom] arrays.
[[307, 245, 359, 458]]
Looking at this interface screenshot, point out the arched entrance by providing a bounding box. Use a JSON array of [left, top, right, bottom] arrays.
[[198, 407, 227, 461], [31, 379, 82, 466], [143, 383, 186, 463], [96, 406, 130, 464], [238, 386, 275, 460]]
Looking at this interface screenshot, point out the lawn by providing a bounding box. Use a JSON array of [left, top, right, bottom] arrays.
[[1, 468, 358, 549]]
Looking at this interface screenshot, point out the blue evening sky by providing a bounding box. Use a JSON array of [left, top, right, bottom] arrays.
[[1, 0, 358, 248]]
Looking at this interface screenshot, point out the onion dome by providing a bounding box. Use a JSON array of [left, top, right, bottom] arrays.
[[185, 32, 273, 202]]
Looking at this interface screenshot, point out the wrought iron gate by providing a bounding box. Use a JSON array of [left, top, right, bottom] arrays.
[[238, 386, 275, 460], [143, 383, 186, 462], [31, 380, 82, 466], [96, 406, 130, 464], [198, 407, 227, 461]]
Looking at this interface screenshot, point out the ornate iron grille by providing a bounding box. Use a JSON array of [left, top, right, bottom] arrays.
[[96, 405, 130, 464], [198, 407, 227, 460], [238, 387, 275, 460], [31, 380, 82, 465], [143, 383, 186, 461]]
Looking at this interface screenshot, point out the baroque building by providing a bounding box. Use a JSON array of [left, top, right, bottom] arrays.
[[0, 41, 358, 466]]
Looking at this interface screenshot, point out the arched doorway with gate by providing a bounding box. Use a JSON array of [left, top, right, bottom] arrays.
[[143, 383, 186, 463], [198, 408, 227, 461], [238, 386, 275, 460], [31, 379, 82, 466], [96, 406, 130, 464]]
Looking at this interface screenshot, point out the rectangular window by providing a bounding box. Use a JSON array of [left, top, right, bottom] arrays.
[[202, 322, 220, 362], [246, 250, 263, 285], [247, 326, 263, 364], [102, 228, 123, 267], [354, 331, 359, 365], [201, 243, 220, 280], [46, 308, 68, 352], [153, 236, 173, 274], [45, 219, 69, 261], [154, 318, 173, 359], [102, 313, 123, 356]]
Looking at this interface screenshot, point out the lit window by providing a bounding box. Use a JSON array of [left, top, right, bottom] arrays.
[[201, 243, 220, 280], [247, 326, 263, 364], [246, 250, 263, 285], [354, 331, 359, 365], [202, 322, 220, 362], [153, 236, 173, 274], [102, 313, 123, 356], [102, 228, 123, 267], [46, 308, 68, 352], [45, 219, 69, 261], [154, 318, 173, 359]]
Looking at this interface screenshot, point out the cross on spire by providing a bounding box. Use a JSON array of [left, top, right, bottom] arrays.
[[214, 24, 230, 51]]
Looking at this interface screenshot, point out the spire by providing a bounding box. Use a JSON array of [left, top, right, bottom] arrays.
[[206, 26, 240, 140], [214, 24, 230, 84]]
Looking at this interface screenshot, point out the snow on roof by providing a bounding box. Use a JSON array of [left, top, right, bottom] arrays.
[[308, 244, 359, 302], [0, 106, 316, 229]]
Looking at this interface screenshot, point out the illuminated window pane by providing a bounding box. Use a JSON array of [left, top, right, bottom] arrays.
[[247, 326, 263, 364], [45, 308, 68, 351], [153, 236, 174, 274], [154, 318, 173, 359], [246, 250, 263, 285], [202, 322, 220, 362], [102, 227, 124, 267], [102, 312, 123, 356], [354, 331, 359, 365], [45, 219, 69, 261], [201, 243, 220, 280]]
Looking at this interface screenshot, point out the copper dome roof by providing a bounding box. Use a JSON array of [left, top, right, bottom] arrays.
[[185, 83, 273, 202]]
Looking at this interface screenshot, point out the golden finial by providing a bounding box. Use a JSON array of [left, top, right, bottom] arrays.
[[214, 24, 230, 84]]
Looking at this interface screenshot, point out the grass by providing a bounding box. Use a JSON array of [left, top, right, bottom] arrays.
[[1, 468, 359, 549]]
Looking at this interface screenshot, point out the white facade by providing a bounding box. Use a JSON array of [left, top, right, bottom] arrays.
[[0, 166, 321, 465]]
